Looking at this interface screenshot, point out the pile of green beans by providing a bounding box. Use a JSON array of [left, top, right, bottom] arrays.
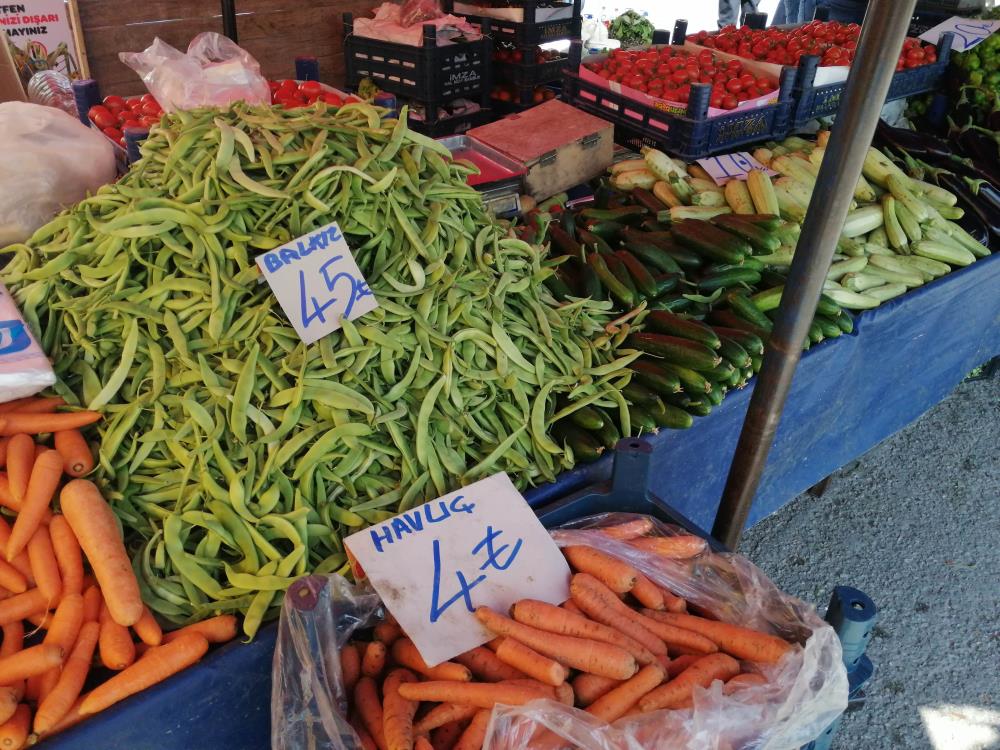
[[1, 102, 638, 636]]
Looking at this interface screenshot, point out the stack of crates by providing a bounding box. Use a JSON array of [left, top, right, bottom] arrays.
[[342, 13, 493, 135], [444, 0, 583, 112]]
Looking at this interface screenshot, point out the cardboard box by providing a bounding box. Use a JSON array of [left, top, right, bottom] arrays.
[[0, 37, 26, 103]]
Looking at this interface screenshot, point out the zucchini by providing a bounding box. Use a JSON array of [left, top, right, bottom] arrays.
[[648, 400, 693, 429], [624, 227, 704, 270], [717, 336, 751, 368], [697, 267, 762, 292], [711, 214, 781, 253], [584, 220, 625, 243], [709, 257, 765, 272], [653, 273, 679, 298], [865, 282, 907, 303], [626, 240, 683, 275], [913, 240, 975, 267], [823, 288, 881, 310], [737, 213, 782, 231], [552, 422, 604, 462], [671, 220, 749, 264], [581, 206, 647, 224], [648, 296, 693, 313], [644, 311, 721, 349], [622, 380, 660, 406], [631, 359, 682, 394], [567, 405, 606, 431], [628, 333, 722, 371], [750, 285, 783, 312], [631, 188, 668, 214], [580, 262, 602, 299], [615, 250, 659, 299], [576, 227, 614, 255], [604, 252, 638, 296]]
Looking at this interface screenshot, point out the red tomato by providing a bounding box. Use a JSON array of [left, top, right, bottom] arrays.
[[279, 79, 298, 93], [140, 116, 160, 127], [721, 93, 738, 109], [140, 93, 157, 105], [297, 81, 321, 97], [745, 85, 761, 98], [121, 118, 143, 129], [102, 126, 123, 141], [725, 78, 744, 94], [88, 105, 116, 130], [103, 95, 126, 111], [320, 92, 343, 106]]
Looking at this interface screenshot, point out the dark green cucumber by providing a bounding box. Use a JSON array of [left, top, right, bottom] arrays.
[[548, 224, 581, 256], [567, 405, 606, 431], [815, 315, 842, 339], [630, 359, 682, 394], [816, 293, 842, 318], [583, 220, 625, 243], [713, 327, 763, 357], [577, 227, 614, 255], [707, 310, 771, 342], [629, 405, 658, 433], [552, 422, 604, 462], [835, 312, 854, 334], [653, 273, 679, 298], [641, 219, 670, 233], [659, 362, 712, 394], [707, 383, 726, 406], [678, 396, 713, 417], [615, 250, 659, 299], [648, 399, 694, 429], [717, 336, 751, 368], [726, 291, 774, 332], [759, 268, 788, 288], [626, 241, 683, 275], [622, 380, 660, 406], [631, 188, 668, 214], [592, 415, 621, 449], [727, 367, 745, 387], [581, 205, 647, 224], [671, 220, 750, 264], [586, 253, 634, 307], [808, 319, 824, 344], [628, 333, 722, 371], [708, 257, 765, 273], [580, 263, 602, 299], [544, 273, 574, 301], [732, 213, 782, 230], [706, 361, 737, 382], [697, 268, 762, 292], [645, 310, 721, 349], [648, 296, 693, 313], [622, 227, 703, 270], [750, 353, 762, 372], [603, 252, 638, 296], [711, 214, 781, 253]]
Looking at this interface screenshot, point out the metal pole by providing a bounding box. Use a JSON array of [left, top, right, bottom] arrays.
[[221, 0, 238, 42], [711, 0, 919, 549]]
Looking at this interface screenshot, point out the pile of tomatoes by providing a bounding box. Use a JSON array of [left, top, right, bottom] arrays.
[[688, 21, 937, 71], [490, 84, 558, 105], [493, 45, 562, 65], [582, 47, 776, 110], [268, 79, 356, 108], [87, 94, 163, 146]]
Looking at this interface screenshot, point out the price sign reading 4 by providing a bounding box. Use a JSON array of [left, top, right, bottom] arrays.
[[696, 152, 778, 186], [255, 222, 378, 344], [345, 473, 571, 666], [919, 17, 1000, 52]]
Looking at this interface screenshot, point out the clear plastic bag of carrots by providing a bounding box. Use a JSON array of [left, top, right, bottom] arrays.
[[271, 513, 848, 750]]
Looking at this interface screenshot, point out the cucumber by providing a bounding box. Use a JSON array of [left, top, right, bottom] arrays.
[[679, 397, 713, 417], [697, 267, 762, 292], [726, 291, 775, 332], [707, 383, 726, 406], [659, 362, 712, 394], [759, 268, 788, 288], [707, 311, 771, 344], [706, 361, 737, 382], [808, 319, 824, 344], [648, 296, 693, 313], [645, 311, 721, 349], [580, 263, 602, 299], [708, 257, 765, 273], [586, 253, 634, 307], [592, 409, 621, 448], [653, 273, 679, 298], [567, 405, 606, 431], [816, 293, 842, 318], [576, 227, 614, 255], [603, 252, 638, 296], [548, 224, 581, 255], [727, 367, 745, 387], [615, 250, 659, 299], [629, 405, 658, 433], [624, 228, 704, 270], [551, 422, 604, 462], [584, 220, 625, 243], [581, 205, 647, 224], [648, 399, 694, 429], [622, 380, 660, 406], [717, 336, 751, 368], [710, 326, 764, 356], [626, 241, 684, 275], [544, 273, 574, 301], [750, 353, 762, 372], [815, 315, 842, 339], [631, 360, 682, 394], [732, 213, 782, 231], [711, 214, 782, 253], [628, 333, 722, 371], [671, 220, 749, 264], [631, 188, 669, 214], [834, 312, 854, 334]]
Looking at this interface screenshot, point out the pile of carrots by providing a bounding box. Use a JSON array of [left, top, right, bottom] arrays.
[[339, 517, 795, 750], [0, 396, 237, 747]]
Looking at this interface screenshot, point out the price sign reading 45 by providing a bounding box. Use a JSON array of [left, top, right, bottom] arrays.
[[256, 222, 378, 344], [919, 17, 1000, 52], [345, 473, 571, 666], [696, 152, 778, 186]]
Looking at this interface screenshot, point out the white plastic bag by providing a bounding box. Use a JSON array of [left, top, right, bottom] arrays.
[[0, 281, 56, 402], [119, 32, 271, 113], [0, 102, 116, 248]]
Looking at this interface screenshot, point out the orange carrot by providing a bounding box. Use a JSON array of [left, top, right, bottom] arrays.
[[659, 587, 687, 613], [37, 666, 61, 704], [629, 574, 664, 610], [354, 676, 388, 750], [361, 641, 387, 679], [4, 436, 33, 505], [723, 672, 768, 695], [33, 444, 47, 461], [0, 704, 29, 749], [665, 654, 700, 678], [641, 653, 741, 713], [0, 519, 35, 584], [382, 668, 418, 750], [160, 614, 237, 644], [81, 585, 102, 623], [99, 603, 135, 671], [0, 589, 46, 626], [572, 673, 620, 706], [414, 737, 433, 750], [0, 560, 26, 596], [431, 721, 467, 750], [598, 518, 654, 540], [25, 610, 51, 629], [0, 400, 34, 415], [1, 622, 22, 657], [37, 695, 86, 738], [341, 643, 361, 695], [628, 535, 707, 559], [0, 688, 15, 726], [81, 632, 208, 714], [53, 430, 93, 478], [452, 709, 490, 750], [391, 638, 471, 683], [27, 593, 85, 702], [59, 479, 143, 627], [453, 647, 524, 683], [348, 712, 379, 750], [48, 516, 84, 597], [398, 680, 550, 708], [0, 412, 102, 437], [0, 643, 63, 683], [6, 449, 63, 562], [8, 397, 64, 414], [569, 575, 668, 658], [494, 637, 567, 687], [26, 525, 62, 604], [510, 599, 658, 666], [131, 606, 162, 647], [625, 612, 717, 655], [564, 546, 637, 593], [414, 703, 479, 734], [0, 439, 8, 467], [561, 599, 583, 615], [587, 663, 665, 723], [640, 610, 792, 663], [475, 607, 637, 681], [34, 621, 100, 734], [374, 616, 403, 646]]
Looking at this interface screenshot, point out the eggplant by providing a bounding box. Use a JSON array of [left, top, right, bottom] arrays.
[[875, 120, 953, 159], [954, 129, 1000, 184], [937, 172, 1000, 243]]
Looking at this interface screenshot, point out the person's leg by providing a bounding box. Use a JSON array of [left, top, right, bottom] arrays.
[[719, 0, 739, 27]]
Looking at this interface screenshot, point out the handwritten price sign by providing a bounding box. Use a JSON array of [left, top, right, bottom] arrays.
[[256, 222, 377, 344], [919, 17, 1000, 52], [696, 152, 777, 186], [345, 473, 570, 666]]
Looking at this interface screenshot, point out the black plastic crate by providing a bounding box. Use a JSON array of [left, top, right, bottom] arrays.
[[342, 13, 492, 102], [790, 33, 954, 127], [561, 66, 797, 161], [494, 42, 581, 87], [446, 0, 582, 45], [408, 107, 493, 136]]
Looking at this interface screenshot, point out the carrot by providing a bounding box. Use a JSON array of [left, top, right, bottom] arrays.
[[0, 643, 63, 683], [348, 712, 379, 750], [475, 607, 637, 681], [0, 412, 102, 437], [587, 663, 665, 723], [131, 606, 162, 647], [27, 593, 84, 701], [37, 695, 86, 738], [563, 546, 637, 593], [341, 643, 361, 695], [640, 610, 792, 663], [0, 687, 15, 727], [629, 574, 664, 610], [0, 440, 8, 468], [81, 585, 102, 623], [3, 436, 33, 505], [628, 535, 707, 559], [6, 449, 63, 563], [382, 668, 418, 750], [0, 560, 26, 596], [99, 603, 135, 671], [48, 516, 84, 597], [639, 653, 740, 711], [81, 631, 208, 714], [510, 599, 658, 666], [33, 444, 47, 461], [33, 620, 99, 734], [453, 647, 525, 683], [26, 525, 62, 603], [494, 637, 568, 687], [414, 737, 433, 750], [0, 400, 34, 415], [627, 612, 717, 654], [1, 622, 22, 657], [8, 397, 64, 414], [665, 654, 700, 678], [59, 479, 143, 627], [659, 587, 687, 613], [354, 676, 388, 750], [414, 703, 479, 734], [723, 672, 768, 695], [0, 520, 34, 584], [361, 641, 387, 679], [0, 589, 46, 626], [374, 613, 404, 646], [161, 614, 237, 644], [568, 575, 668, 658], [53, 430, 93, 478], [572, 673, 620, 706], [431, 721, 467, 750], [398, 680, 550, 708], [37, 666, 61, 704], [597, 518, 654, 540], [561, 599, 583, 615], [0, 704, 29, 749], [391, 639, 471, 683], [25, 610, 51, 628], [452, 709, 490, 750]]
